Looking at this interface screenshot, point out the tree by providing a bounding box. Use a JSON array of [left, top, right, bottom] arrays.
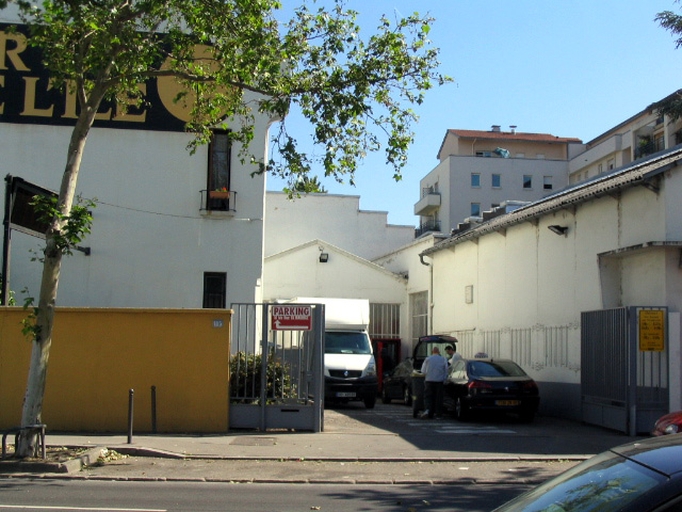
[[654, 4, 682, 119], [293, 176, 328, 194], [5, 0, 448, 457]]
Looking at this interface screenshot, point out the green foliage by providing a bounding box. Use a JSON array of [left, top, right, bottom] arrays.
[[229, 350, 295, 404], [9, 0, 450, 189], [292, 176, 327, 194], [654, 4, 682, 120], [31, 194, 96, 259]]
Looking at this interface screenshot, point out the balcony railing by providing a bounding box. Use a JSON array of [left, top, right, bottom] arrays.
[[414, 220, 441, 238], [635, 138, 665, 160], [200, 189, 237, 213]]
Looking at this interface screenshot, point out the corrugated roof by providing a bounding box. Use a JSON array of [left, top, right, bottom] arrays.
[[421, 146, 682, 257]]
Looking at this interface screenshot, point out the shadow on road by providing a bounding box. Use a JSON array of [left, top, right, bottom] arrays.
[[324, 401, 644, 457]]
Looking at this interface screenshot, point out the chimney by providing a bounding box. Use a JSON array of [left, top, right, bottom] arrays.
[[510, 125, 517, 134], [491, 125, 501, 132]]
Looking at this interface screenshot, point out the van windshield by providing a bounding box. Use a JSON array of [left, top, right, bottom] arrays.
[[325, 332, 372, 355]]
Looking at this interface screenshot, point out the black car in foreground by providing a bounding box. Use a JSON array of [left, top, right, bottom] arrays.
[[444, 358, 539, 422], [493, 434, 682, 511]]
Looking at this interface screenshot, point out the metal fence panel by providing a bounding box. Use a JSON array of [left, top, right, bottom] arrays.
[[581, 307, 668, 435], [229, 303, 324, 432]]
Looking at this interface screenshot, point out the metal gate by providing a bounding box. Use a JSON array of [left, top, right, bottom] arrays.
[[229, 303, 324, 432], [581, 306, 668, 435]]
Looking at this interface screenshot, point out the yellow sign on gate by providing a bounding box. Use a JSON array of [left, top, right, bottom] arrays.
[[639, 309, 665, 352]]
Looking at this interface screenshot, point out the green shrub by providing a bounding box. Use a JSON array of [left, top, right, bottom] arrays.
[[229, 350, 296, 404]]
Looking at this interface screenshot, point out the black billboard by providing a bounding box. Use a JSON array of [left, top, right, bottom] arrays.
[[0, 23, 190, 132]]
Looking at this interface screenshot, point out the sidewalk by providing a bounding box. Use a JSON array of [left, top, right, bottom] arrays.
[[0, 408, 645, 483]]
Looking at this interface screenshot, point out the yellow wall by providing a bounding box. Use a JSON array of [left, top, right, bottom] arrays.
[[0, 307, 231, 433]]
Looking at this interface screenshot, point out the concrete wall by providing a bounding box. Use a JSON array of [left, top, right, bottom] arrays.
[[0, 307, 231, 432], [2, 119, 269, 309], [265, 192, 415, 261]]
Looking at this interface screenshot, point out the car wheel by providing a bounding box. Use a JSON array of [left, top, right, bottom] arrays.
[[403, 386, 412, 406], [381, 388, 391, 404], [364, 394, 376, 409], [455, 397, 469, 421]]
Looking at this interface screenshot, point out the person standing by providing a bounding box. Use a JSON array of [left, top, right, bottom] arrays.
[[445, 345, 462, 365], [420, 346, 448, 419]]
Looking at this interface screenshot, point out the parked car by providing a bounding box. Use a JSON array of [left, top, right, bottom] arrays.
[[652, 410, 682, 436], [444, 358, 539, 422], [381, 334, 459, 406], [493, 434, 682, 511]]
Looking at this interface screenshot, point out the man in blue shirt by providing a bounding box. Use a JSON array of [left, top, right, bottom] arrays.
[[420, 346, 449, 419]]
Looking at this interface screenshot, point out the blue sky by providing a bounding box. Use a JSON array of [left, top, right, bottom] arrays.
[[268, 1, 682, 227]]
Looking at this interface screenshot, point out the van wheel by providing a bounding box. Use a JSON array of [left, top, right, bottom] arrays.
[[364, 395, 376, 409]]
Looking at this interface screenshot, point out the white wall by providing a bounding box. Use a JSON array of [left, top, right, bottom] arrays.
[[427, 162, 682, 419], [265, 192, 415, 261], [2, 116, 269, 308]]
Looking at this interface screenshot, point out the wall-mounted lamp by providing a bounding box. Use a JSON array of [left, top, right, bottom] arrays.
[[548, 225, 568, 236], [319, 252, 329, 263]]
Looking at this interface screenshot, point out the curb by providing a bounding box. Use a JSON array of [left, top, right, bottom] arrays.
[[0, 447, 104, 474]]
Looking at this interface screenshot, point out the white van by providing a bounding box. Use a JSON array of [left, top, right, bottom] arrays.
[[288, 297, 378, 408]]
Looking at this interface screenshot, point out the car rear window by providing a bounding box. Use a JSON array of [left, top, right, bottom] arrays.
[[469, 361, 527, 377], [493, 451, 664, 511]]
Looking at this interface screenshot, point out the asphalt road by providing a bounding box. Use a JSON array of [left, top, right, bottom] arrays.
[[0, 479, 531, 511]]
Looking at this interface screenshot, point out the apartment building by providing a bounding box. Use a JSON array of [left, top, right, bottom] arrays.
[[414, 126, 583, 237], [568, 89, 682, 184]]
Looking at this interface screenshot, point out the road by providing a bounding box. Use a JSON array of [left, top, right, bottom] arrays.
[[0, 479, 529, 511]]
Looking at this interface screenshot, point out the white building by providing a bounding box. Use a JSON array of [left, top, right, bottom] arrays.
[[420, 146, 682, 429], [0, 21, 272, 309], [414, 127, 583, 236]]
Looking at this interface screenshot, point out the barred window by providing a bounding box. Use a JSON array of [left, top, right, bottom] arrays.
[[369, 303, 400, 339], [410, 291, 428, 345]]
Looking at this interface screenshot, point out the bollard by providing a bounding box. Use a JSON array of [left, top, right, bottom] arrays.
[[127, 388, 134, 444], [151, 385, 157, 434]]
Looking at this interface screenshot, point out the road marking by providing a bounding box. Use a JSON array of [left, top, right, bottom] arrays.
[[0, 506, 166, 512]]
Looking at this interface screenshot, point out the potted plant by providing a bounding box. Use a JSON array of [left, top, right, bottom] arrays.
[[209, 187, 230, 199]]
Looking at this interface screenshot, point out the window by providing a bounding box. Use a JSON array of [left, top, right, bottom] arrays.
[[369, 303, 400, 339], [543, 176, 553, 190], [470, 202, 481, 217], [471, 173, 481, 187], [607, 158, 615, 170], [207, 131, 231, 211], [203, 272, 226, 308], [523, 175, 532, 189], [410, 291, 428, 345], [492, 174, 501, 188], [598, 163, 603, 174]]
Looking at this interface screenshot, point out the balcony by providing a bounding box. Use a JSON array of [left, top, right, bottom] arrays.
[[414, 219, 441, 238], [634, 137, 665, 160], [200, 189, 237, 213], [414, 190, 441, 216]]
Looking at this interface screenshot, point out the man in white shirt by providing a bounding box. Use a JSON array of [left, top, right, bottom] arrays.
[[420, 346, 448, 419], [445, 345, 462, 365]]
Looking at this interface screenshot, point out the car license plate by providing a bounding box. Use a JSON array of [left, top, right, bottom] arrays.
[[336, 392, 356, 398], [496, 400, 520, 406]]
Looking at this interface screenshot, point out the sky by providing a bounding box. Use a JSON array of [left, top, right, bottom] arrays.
[[267, 0, 682, 227]]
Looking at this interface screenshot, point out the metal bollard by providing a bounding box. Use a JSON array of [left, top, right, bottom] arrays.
[[151, 385, 157, 434], [127, 388, 134, 444]]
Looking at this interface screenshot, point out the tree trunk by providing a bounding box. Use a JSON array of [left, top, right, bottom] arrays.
[[15, 91, 102, 458]]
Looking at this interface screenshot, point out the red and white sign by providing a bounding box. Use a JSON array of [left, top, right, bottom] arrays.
[[271, 305, 313, 331]]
